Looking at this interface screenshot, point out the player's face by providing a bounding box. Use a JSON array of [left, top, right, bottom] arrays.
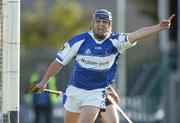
[[93, 19, 111, 36]]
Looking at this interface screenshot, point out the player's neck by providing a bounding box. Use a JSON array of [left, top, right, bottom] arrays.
[[94, 33, 106, 41]]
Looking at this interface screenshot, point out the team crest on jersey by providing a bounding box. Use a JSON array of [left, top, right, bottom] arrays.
[[59, 45, 65, 51], [84, 49, 91, 55], [59, 43, 68, 52]]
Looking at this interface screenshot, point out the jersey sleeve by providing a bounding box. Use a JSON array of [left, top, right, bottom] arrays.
[[111, 33, 136, 53], [56, 40, 84, 65], [56, 33, 87, 65], [56, 43, 72, 65]]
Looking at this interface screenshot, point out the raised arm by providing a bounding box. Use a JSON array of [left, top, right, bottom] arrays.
[[36, 60, 63, 91], [128, 14, 175, 44]]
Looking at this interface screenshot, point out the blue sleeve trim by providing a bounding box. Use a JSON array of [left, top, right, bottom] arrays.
[[56, 53, 63, 61]]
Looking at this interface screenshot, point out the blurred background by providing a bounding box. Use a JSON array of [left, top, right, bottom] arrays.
[[0, 0, 179, 123]]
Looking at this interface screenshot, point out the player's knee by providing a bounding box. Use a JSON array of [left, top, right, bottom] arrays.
[[108, 116, 119, 123], [80, 114, 97, 123], [110, 119, 118, 123]]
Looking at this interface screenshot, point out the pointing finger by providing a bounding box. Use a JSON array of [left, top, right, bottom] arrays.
[[167, 14, 175, 21]]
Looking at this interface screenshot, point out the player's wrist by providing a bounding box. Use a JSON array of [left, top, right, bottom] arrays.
[[40, 79, 48, 86]]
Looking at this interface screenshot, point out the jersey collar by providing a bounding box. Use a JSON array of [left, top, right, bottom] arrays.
[[88, 30, 111, 44]]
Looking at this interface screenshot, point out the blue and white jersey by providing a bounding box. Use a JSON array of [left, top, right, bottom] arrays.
[[56, 31, 136, 90], [108, 54, 120, 84]]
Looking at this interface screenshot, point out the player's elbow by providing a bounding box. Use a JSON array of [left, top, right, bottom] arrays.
[[128, 33, 140, 44]]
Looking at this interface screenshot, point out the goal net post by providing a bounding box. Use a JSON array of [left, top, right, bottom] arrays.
[[0, 0, 20, 122]]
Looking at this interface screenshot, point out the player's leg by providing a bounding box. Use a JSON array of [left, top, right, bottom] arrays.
[[80, 106, 100, 123], [78, 87, 107, 123], [63, 96, 81, 123], [63, 87, 83, 123], [99, 104, 119, 123], [64, 109, 80, 123]]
